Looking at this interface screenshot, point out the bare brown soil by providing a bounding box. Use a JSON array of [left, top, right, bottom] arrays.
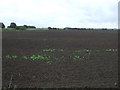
[[2, 30, 118, 88]]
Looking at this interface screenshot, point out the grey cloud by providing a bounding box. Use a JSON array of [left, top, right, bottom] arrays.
[[0, 0, 119, 28]]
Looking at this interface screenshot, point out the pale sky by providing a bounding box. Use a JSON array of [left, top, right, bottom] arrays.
[[0, 0, 119, 28]]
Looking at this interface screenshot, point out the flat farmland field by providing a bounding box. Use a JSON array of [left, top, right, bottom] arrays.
[[2, 30, 118, 88]]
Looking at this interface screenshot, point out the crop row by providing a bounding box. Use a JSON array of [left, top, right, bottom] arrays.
[[42, 48, 117, 52], [2, 48, 117, 64]]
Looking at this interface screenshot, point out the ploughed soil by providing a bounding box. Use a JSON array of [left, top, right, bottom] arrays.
[[2, 30, 118, 88]]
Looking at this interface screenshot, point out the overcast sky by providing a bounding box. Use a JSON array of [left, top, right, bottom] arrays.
[[0, 0, 119, 28]]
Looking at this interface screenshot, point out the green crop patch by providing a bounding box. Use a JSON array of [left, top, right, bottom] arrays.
[[74, 49, 92, 53], [29, 55, 49, 60], [42, 49, 64, 52], [105, 49, 117, 52], [74, 48, 117, 53], [5, 55, 17, 59], [73, 56, 82, 60]]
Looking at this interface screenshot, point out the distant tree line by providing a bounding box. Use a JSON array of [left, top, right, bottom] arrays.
[[63, 27, 108, 30], [1, 22, 36, 30], [0, 22, 114, 31], [15, 25, 36, 30], [6, 22, 36, 30], [48, 27, 60, 30], [0, 23, 5, 28], [7, 22, 17, 28]]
